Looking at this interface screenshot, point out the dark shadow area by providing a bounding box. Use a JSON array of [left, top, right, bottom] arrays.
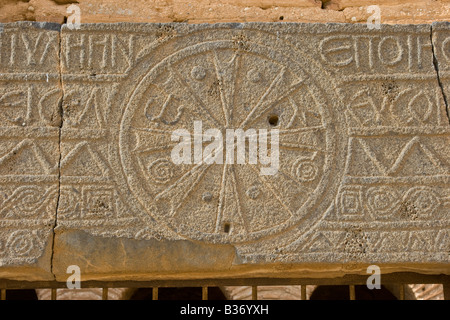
[[130, 287, 227, 300], [4, 289, 38, 300], [310, 285, 397, 300]]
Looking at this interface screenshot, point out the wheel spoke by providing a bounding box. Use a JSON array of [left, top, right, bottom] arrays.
[[211, 50, 241, 127], [168, 64, 222, 128], [239, 68, 304, 129]]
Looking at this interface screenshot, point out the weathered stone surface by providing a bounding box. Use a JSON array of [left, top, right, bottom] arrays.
[[54, 230, 237, 279], [323, 0, 450, 11], [1, 1, 449, 24], [49, 22, 450, 281], [0, 22, 61, 280], [342, 3, 450, 25], [0, 22, 449, 282]]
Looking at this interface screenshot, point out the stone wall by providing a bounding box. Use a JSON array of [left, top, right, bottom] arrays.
[[0, 0, 450, 24]]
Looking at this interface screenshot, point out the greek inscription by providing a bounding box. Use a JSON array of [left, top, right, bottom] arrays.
[[63, 33, 134, 71], [320, 34, 432, 70], [0, 31, 58, 68]]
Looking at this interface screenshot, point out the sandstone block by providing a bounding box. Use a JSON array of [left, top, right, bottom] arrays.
[[324, 0, 450, 11], [3, 1, 450, 25], [0, 22, 61, 281], [0, 22, 448, 282], [342, 3, 450, 25], [51, 23, 449, 281]]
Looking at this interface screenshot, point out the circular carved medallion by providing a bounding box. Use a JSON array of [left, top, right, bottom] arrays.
[[120, 29, 342, 244]]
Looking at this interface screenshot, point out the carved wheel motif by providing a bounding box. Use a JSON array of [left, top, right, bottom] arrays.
[[120, 32, 341, 244]]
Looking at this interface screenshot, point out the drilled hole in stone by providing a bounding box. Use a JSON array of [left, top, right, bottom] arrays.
[[268, 114, 279, 126], [223, 223, 231, 234]]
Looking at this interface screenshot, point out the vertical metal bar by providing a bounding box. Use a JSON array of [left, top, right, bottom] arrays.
[[1, 289, 6, 300], [349, 285, 356, 300], [251, 286, 258, 300], [51, 289, 57, 300], [202, 287, 208, 300], [399, 284, 405, 300], [444, 282, 450, 301], [102, 288, 108, 300], [301, 285, 307, 300], [152, 287, 158, 300]]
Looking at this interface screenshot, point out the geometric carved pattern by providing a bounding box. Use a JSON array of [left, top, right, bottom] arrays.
[[347, 135, 450, 177], [336, 184, 447, 221]]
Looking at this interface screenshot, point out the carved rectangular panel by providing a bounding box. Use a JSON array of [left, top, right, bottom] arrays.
[[0, 22, 449, 281], [0, 22, 61, 281], [53, 23, 449, 281]]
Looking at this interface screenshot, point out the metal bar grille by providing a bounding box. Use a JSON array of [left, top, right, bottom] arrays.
[[252, 286, 258, 300], [444, 283, 450, 300], [0, 273, 448, 300], [51, 289, 56, 300], [102, 288, 108, 300], [202, 286, 208, 300], [399, 284, 405, 300], [349, 285, 356, 300], [301, 285, 307, 300]]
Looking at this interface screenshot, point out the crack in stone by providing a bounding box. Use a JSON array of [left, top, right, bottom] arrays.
[[431, 24, 450, 125], [50, 24, 64, 281]]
